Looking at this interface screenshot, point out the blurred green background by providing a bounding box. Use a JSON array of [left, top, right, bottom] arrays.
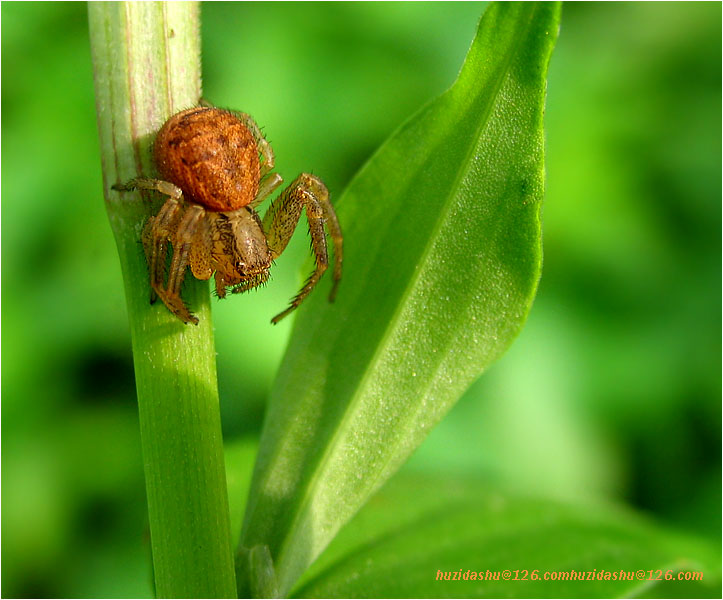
[[2, 2, 720, 597]]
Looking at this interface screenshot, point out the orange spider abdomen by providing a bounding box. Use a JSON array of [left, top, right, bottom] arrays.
[[153, 106, 260, 212]]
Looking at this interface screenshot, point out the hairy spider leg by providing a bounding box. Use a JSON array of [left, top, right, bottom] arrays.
[[230, 111, 275, 177], [142, 197, 182, 303], [112, 176, 206, 324], [159, 204, 205, 324], [262, 173, 343, 324], [207, 214, 234, 299], [252, 173, 283, 208], [112, 177, 183, 200], [189, 215, 214, 281], [320, 194, 343, 302], [229, 110, 284, 208], [113, 177, 185, 304]]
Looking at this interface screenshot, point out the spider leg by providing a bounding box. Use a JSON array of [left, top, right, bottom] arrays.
[[227, 111, 275, 177], [213, 271, 228, 299], [189, 214, 214, 282], [115, 176, 202, 323], [262, 173, 343, 324], [114, 175, 184, 302], [142, 197, 182, 304], [155, 204, 205, 325], [225, 108, 284, 209], [112, 177, 183, 200], [251, 172, 283, 208]]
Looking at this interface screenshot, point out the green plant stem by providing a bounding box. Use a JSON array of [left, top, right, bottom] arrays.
[[88, 3, 236, 597]]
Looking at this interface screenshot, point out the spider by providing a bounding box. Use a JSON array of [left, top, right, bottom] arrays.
[[113, 104, 343, 325]]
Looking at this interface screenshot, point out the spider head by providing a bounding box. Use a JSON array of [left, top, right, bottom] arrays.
[[232, 227, 271, 277]]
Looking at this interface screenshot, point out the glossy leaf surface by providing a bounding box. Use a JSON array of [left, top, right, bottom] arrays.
[[239, 3, 562, 595]]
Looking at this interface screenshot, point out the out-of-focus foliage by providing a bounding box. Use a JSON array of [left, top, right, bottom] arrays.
[[294, 475, 720, 598], [1, 3, 720, 598]]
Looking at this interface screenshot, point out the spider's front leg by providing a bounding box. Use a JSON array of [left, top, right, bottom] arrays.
[[262, 173, 343, 324]]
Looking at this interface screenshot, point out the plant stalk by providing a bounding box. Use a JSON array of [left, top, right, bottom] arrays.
[[88, 2, 237, 597]]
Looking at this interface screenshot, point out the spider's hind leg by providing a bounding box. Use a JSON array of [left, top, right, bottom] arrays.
[[159, 205, 205, 325], [143, 199, 205, 325], [142, 197, 182, 306]]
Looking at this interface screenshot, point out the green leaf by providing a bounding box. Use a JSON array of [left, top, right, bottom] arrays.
[[294, 475, 722, 599], [225, 438, 259, 548], [238, 2, 561, 595]]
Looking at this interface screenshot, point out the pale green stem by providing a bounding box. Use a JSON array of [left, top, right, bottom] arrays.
[[88, 2, 237, 597]]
